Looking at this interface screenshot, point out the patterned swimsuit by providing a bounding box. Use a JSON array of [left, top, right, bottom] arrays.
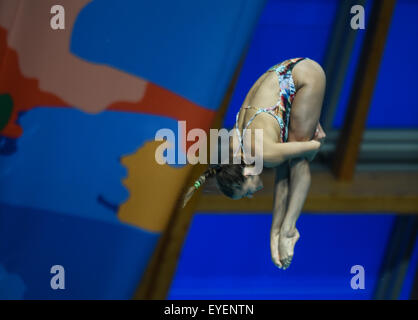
[[234, 57, 307, 156]]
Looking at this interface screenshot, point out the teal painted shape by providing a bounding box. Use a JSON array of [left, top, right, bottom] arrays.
[[0, 107, 185, 222], [0, 203, 159, 299]]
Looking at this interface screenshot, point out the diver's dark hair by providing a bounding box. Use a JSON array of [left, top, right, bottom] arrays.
[[182, 163, 245, 207], [214, 163, 246, 198]]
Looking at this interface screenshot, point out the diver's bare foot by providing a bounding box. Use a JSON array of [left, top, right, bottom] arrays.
[[279, 227, 300, 270], [270, 228, 283, 269]]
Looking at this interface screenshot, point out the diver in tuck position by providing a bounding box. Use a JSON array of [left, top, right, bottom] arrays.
[[183, 58, 326, 270]]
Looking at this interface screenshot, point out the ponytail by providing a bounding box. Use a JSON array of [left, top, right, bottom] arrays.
[[182, 165, 221, 208]]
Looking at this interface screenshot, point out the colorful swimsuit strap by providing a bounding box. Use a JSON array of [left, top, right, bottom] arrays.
[[268, 57, 307, 74], [234, 106, 283, 157]]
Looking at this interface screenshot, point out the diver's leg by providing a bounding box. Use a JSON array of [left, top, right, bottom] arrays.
[[278, 60, 326, 269], [270, 161, 290, 268], [278, 158, 308, 269]]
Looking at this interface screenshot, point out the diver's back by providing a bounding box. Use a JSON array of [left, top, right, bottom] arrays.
[[245, 70, 280, 111], [235, 69, 282, 142]]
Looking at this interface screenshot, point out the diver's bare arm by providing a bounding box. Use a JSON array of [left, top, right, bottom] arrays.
[[263, 140, 320, 165]]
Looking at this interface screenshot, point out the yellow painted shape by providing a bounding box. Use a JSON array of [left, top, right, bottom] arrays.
[[118, 140, 191, 233]]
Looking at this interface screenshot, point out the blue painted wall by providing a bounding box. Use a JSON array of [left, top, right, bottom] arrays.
[[169, 212, 396, 299]]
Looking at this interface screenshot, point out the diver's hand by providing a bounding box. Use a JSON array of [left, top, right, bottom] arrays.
[[304, 140, 321, 162], [306, 123, 326, 162], [314, 122, 326, 143]]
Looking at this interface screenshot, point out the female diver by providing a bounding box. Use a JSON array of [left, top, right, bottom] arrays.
[[183, 57, 326, 270]]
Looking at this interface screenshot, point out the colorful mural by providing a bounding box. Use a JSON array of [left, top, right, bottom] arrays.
[[0, 0, 265, 298]]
